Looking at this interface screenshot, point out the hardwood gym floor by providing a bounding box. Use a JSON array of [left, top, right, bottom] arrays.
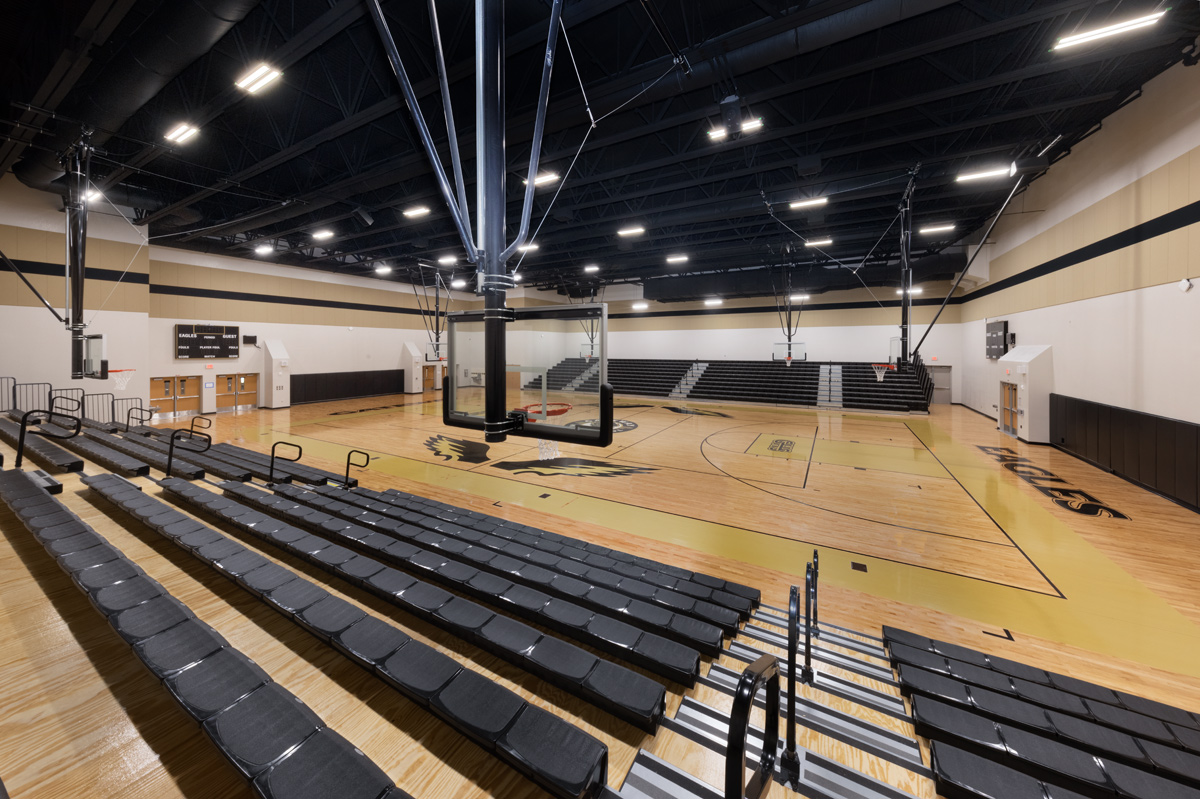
[[2, 394, 1198, 798]]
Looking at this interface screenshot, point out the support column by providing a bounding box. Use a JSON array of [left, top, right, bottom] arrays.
[[477, 0, 513, 442], [65, 131, 93, 379]]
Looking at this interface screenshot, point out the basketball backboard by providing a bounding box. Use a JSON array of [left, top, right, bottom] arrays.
[[445, 303, 612, 446], [425, 340, 446, 362], [83, 334, 108, 379], [771, 341, 807, 363]]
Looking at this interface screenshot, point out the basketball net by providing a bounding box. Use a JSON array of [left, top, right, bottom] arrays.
[[112, 369, 135, 391], [537, 439, 560, 461], [871, 364, 891, 382], [785, 356, 792, 368]]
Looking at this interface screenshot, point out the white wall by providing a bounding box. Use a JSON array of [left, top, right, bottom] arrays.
[[960, 281, 1200, 424]]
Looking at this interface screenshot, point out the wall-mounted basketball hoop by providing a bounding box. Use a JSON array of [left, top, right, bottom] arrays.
[[518, 402, 572, 422], [871, 363, 895, 382], [109, 368, 135, 391]]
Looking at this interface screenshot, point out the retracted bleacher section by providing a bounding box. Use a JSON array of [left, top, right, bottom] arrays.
[[884, 626, 1200, 799], [84, 473, 611, 799], [0, 469, 416, 799], [533, 357, 932, 411]]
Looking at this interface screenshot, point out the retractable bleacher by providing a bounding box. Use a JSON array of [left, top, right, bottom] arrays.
[[156, 476, 669, 731], [83, 473, 610, 799], [0, 468, 415, 799], [0, 415, 84, 472], [884, 626, 1200, 799]]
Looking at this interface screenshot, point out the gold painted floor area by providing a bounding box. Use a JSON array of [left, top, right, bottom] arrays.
[[208, 394, 1200, 696]]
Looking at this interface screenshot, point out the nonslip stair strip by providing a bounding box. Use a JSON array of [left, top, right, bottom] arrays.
[[83, 473, 609, 799], [0, 468, 414, 799]]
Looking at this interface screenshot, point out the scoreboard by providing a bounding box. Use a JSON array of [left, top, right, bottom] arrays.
[[176, 324, 240, 359]]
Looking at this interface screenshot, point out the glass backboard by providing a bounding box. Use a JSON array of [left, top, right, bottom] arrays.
[[83, 333, 109, 379], [771, 341, 807, 362], [445, 303, 610, 444]]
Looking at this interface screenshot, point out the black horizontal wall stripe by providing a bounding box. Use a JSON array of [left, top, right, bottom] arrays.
[[0, 258, 150, 285], [150, 283, 427, 316]]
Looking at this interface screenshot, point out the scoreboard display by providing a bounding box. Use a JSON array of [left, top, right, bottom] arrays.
[[985, 320, 1009, 359], [176, 324, 240, 359]]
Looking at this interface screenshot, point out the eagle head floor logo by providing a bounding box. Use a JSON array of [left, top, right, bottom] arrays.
[[493, 458, 656, 478], [424, 435, 491, 464]]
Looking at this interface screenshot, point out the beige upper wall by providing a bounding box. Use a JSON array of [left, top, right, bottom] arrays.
[[961, 60, 1200, 321]]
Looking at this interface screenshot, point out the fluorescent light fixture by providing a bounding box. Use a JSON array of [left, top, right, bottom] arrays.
[[312, 229, 334, 240], [740, 118, 763, 133], [704, 298, 723, 306], [896, 287, 925, 295], [437, 255, 457, 265], [790, 294, 810, 301], [957, 167, 1010, 182], [617, 225, 645, 237], [375, 265, 392, 274], [789, 197, 827, 210], [450, 278, 467, 289], [254, 244, 273, 256], [632, 302, 648, 310], [85, 190, 101, 203], [164, 123, 199, 143], [518, 243, 539, 252], [1054, 11, 1165, 49], [402, 206, 430, 218], [235, 63, 282, 93], [583, 264, 600, 273], [522, 172, 559, 186], [707, 127, 727, 140], [919, 224, 957, 235], [805, 238, 833, 247], [666, 254, 688, 264]]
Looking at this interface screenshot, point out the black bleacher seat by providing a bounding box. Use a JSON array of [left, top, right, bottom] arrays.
[[82, 428, 205, 479], [296, 482, 748, 631], [0, 417, 84, 472], [156, 477, 671, 729], [36, 423, 150, 476], [0, 468, 415, 799], [114, 433, 252, 481], [84, 473, 610, 799], [210, 481, 705, 684]]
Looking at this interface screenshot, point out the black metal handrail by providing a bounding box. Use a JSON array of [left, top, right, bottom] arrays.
[[780, 585, 802, 786], [13, 382, 51, 414], [725, 653, 780, 799], [343, 449, 370, 487], [167, 428, 212, 478], [269, 440, 303, 484], [83, 392, 115, 424], [125, 405, 154, 432], [15, 407, 81, 467], [190, 416, 212, 434], [811, 548, 820, 639], [803, 564, 815, 684], [50, 387, 84, 414]]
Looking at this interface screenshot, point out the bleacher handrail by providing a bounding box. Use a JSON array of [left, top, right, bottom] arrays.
[[83, 391, 115, 423], [15, 406, 81, 468], [781, 584, 802, 786], [125, 405, 154, 432], [269, 440, 303, 484], [725, 653, 780, 799], [167, 427, 212, 478], [343, 449, 370, 487]]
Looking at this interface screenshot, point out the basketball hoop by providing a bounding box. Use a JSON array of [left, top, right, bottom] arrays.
[[517, 402, 572, 423], [871, 363, 895, 382], [537, 439, 561, 461], [110, 369, 135, 391], [785, 356, 792, 368]]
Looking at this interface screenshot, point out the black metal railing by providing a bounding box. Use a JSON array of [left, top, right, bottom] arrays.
[[811, 548, 820, 639], [114, 397, 146, 427], [270, 440, 303, 484], [83, 392, 115, 424], [13, 382, 51, 414], [0, 376, 14, 412], [343, 449, 370, 487], [15, 406, 81, 468], [725, 653, 780, 799], [125, 405, 154, 432], [167, 427, 212, 478], [50, 387, 85, 415], [781, 585, 803, 786]]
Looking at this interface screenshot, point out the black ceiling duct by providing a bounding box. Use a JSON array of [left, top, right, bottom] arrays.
[[13, 0, 261, 194]]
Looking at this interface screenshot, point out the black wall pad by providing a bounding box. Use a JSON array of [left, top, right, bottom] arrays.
[[81, 429, 204, 479], [35, 423, 150, 477], [157, 477, 669, 729], [273, 482, 730, 648], [0, 469, 413, 799], [208, 478, 699, 687], [114, 433, 251, 482], [81, 474, 611, 799], [885, 627, 1200, 736], [349, 483, 758, 612], [0, 418, 84, 472]]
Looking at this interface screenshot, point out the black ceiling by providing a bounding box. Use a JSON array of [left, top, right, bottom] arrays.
[[3, 0, 1198, 301]]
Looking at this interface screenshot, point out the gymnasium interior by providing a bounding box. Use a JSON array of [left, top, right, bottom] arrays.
[[2, 2, 1200, 798]]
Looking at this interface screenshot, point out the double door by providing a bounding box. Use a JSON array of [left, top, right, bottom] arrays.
[[1001, 381, 1019, 436], [217, 373, 258, 409], [152, 376, 200, 415]]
